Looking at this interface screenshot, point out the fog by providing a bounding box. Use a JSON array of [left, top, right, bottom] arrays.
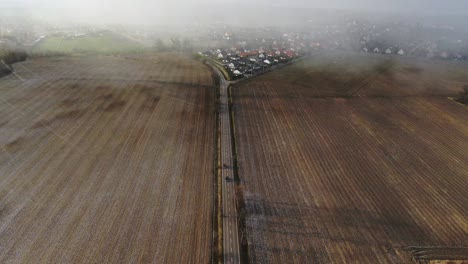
[[2, 0, 468, 26], [2, 0, 468, 63]]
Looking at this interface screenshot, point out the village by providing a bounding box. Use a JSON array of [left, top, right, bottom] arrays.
[[198, 18, 468, 80], [3, 12, 468, 65], [200, 17, 468, 69], [199, 44, 300, 79]]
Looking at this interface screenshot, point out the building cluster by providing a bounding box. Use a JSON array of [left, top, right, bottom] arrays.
[[307, 20, 468, 60], [200, 45, 299, 78], [0, 24, 45, 50], [0, 17, 106, 51], [204, 20, 468, 61], [351, 21, 468, 60]]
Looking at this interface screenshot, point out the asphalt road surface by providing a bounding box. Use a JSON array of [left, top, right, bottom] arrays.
[[209, 63, 241, 264]]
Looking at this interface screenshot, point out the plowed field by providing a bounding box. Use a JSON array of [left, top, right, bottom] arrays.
[[0, 54, 216, 263], [233, 56, 468, 263]]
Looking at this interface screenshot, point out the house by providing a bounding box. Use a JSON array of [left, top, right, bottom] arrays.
[[385, 48, 392, 54], [363, 47, 369, 53], [397, 49, 405, 55], [263, 59, 271, 65], [218, 53, 224, 59], [228, 63, 236, 69], [373, 48, 380, 53], [240, 50, 258, 58], [233, 70, 242, 76], [440, 51, 449, 59], [427, 50, 434, 58], [284, 50, 296, 58]]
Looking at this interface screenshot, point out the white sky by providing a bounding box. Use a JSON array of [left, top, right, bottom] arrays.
[[5, 0, 467, 11], [1, 0, 467, 25], [3, 0, 468, 11]]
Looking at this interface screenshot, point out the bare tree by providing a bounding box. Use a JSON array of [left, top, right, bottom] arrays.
[[153, 39, 168, 52], [170, 37, 181, 51], [456, 85, 468, 105], [182, 38, 192, 54]]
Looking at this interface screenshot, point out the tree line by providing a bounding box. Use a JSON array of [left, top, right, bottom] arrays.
[[0, 50, 28, 78], [1, 50, 28, 65]]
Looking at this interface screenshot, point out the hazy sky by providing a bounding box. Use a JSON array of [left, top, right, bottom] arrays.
[[4, 0, 468, 11], [2, 0, 468, 25]]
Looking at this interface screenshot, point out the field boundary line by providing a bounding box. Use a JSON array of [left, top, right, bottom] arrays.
[[227, 84, 249, 264], [447, 97, 467, 108], [212, 70, 223, 264]]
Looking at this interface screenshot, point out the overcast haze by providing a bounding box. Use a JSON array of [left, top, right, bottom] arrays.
[[4, 0, 468, 11], [1, 0, 468, 25]]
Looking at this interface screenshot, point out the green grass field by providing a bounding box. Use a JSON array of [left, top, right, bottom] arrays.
[[32, 31, 144, 54]]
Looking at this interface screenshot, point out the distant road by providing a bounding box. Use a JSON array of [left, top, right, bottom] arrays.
[[208, 62, 241, 264]]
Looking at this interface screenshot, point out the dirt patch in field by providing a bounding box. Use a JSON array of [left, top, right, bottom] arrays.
[[70, 83, 80, 89], [4, 137, 25, 152], [54, 109, 87, 120], [30, 120, 52, 129], [0, 121, 9, 128], [99, 100, 126, 112], [134, 83, 151, 90], [134, 84, 164, 98], [140, 96, 160, 111], [403, 66, 423, 74], [60, 99, 79, 107], [97, 93, 114, 101]]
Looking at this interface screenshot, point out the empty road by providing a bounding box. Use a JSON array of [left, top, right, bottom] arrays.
[[207, 63, 241, 264]]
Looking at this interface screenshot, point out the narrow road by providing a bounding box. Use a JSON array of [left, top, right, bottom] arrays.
[[205, 58, 297, 263], [208, 63, 241, 264]]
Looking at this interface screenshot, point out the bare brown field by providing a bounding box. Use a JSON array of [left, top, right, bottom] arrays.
[[13, 52, 214, 86], [233, 70, 468, 263], [0, 54, 215, 263], [254, 51, 468, 97]]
